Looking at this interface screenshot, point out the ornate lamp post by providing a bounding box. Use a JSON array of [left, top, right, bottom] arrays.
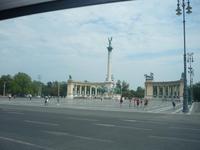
[[187, 52, 194, 105], [176, 0, 192, 112]]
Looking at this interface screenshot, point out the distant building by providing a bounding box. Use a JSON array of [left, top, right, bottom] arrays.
[[67, 38, 115, 99], [67, 79, 114, 99], [144, 73, 184, 101]]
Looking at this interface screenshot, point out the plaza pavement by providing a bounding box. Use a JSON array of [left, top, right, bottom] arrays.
[[0, 97, 189, 114]]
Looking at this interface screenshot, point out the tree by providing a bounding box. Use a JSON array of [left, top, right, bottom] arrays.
[[121, 80, 129, 98], [31, 80, 44, 96], [0, 75, 13, 95], [135, 86, 145, 98], [11, 72, 32, 96], [114, 80, 122, 94], [59, 82, 67, 97], [193, 82, 200, 102]]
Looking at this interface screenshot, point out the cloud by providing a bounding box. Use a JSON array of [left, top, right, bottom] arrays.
[[0, 0, 199, 88]]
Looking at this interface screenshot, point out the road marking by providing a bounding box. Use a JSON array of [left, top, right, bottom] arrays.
[[95, 123, 116, 127], [149, 135, 200, 143], [95, 123, 152, 131], [169, 126, 200, 131], [148, 106, 173, 113], [171, 107, 183, 114], [67, 117, 98, 122], [24, 120, 59, 126], [7, 112, 24, 115], [123, 119, 166, 125], [43, 130, 113, 143], [123, 119, 137, 122], [0, 136, 50, 150]]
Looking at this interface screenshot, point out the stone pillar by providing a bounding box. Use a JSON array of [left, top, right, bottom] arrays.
[[90, 86, 92, 97], [169, 86, 170, 98], [95, 87, 97, 96], [67, 80, 74, 99], [157, 86, 160, 98], [106, 37, 113, 82], [75, 85, 77, 96], [84, 85, 87, 96], [80, 85, 82, 96], [163, 86, 165, 98]]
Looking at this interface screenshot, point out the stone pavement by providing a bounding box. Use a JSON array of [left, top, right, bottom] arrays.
[[0, 97, 190, 114]]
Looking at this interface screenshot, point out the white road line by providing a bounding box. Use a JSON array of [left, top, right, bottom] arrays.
[[148, 106, 173, 113], [169, 126, 200, 131], [67, 117, 98, 122], [95, 123, 116, 127], [0, 136, 50, 150], [123, 119, 137, 122], [149, 135, 200, 143], [43, 130, 113, 143], [123, 119, 166, 125], [7, 112, 24, 115], [171, 107, 183, 114], [95, 123, 152, 131], [24, 120, 59, 126]]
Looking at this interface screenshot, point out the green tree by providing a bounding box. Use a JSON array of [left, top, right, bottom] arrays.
[[135, 86, 145, 98], [193, 82, 200, 102], [121, 80, 129, 97], [0, 74, 13, 95], [114, 80, 122, 94], [11, 72, 32, 96], [31, 80, 44, 96], [60, 82, 67, 97]]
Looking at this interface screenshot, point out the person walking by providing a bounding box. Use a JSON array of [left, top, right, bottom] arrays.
[[120, 96, 123, 108], [136, 98, 140, 108], [172, 100, 176, 109]]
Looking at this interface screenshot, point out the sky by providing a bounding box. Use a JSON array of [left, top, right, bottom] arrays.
[[0, 0, 199, 89]]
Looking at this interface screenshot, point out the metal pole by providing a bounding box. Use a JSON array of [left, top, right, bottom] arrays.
[[182, 0, 189, 112]]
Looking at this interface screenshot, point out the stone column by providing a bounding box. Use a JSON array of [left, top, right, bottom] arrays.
[[106, 37, 113, 82], [80, 85, 82, 96], [67, 81, 74, 99], [157, 86, 160, 98], [84, 85, 87, 96], [95, 87, 97, 96], [163, 86, 165, 98], [90, 86, 92, 97]]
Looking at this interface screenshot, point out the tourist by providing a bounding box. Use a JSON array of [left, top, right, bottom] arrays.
[[8, 94, 11, 100], [136, 98, 140, 107], [144, 98, 148, 109], [29, 94, 32, 100], [129, 99, 132, 108], [133, 98, 136, 107], [172, 100, 176, 109], [140, 99, 143, 107], [120, 96, 123, 107]]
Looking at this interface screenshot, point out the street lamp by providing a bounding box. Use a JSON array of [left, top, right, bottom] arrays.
[[187, 52, 194, 105], [176, 0, 192, 113]]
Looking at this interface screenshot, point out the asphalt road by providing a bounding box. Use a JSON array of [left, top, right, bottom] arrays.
[[0, 104, 200, 150]]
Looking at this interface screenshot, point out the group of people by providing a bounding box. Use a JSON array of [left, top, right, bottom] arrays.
[[120, 97, 149, 108], [132, 98, 149, 108]]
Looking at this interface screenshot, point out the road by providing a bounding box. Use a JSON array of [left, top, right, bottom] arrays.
[[0, 104, 200, 150]]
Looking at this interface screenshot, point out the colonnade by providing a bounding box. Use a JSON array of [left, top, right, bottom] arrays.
[[153, 85, 180, 98], [67, 80, 111, 99], [73, 84, 103, 97], [145, 79, 184, 100]]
